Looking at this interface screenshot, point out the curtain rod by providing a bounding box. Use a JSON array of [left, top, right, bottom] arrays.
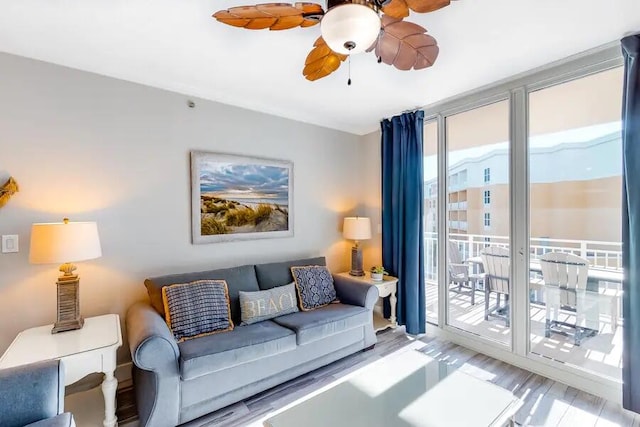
[[380, 107, 424, 123]]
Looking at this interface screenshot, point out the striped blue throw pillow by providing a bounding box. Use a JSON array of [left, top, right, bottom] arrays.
[[162, 280, 233, 342]]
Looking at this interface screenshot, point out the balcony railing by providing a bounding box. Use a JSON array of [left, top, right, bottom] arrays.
[[424, 232, 622, 282], [447, 221, 468, 231], [448, 201, 468, 211]]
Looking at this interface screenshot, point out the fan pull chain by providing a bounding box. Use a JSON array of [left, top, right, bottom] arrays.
[[377, 27, 383, 64], [347, 56, 352, 86]]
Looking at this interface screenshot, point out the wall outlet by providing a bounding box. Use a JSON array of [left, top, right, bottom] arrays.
[[2, 235, 19, 253]]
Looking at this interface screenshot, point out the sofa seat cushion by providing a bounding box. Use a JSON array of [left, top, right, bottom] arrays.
[[178, 320, 296, 380], [273, 303, 369, 345]]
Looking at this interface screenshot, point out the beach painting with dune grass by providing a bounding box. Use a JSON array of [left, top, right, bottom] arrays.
[[191, 151, 293, 243]]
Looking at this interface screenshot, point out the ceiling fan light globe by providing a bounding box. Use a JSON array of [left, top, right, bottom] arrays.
[[320, 3, 380, 55]]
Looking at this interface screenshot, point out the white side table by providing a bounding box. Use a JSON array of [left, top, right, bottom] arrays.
[[337, 272, 398, 332], [0, 314, 123, 427]]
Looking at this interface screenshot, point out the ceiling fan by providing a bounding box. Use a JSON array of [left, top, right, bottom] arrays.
[[212, 0, 452, 82]]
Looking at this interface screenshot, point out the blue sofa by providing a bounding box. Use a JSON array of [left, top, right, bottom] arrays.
[[0, 360, 75, 427], [126, 256, 378, 426]]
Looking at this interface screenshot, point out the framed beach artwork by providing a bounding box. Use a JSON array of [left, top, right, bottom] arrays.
[[191, 151, 293, 244]]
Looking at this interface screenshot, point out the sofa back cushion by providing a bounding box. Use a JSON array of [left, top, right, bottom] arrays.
[[255, 257, 326, 290], [145, 264, 260, 324]]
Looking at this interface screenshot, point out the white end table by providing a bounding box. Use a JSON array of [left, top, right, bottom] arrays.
[[337, 272, 398, 332], [0, 314, 123, 427]]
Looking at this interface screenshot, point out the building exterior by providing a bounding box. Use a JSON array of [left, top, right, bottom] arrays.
[[425, 131, 622, 243]]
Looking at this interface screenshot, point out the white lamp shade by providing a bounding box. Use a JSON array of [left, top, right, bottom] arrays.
[[320, 4, 380, 55], [29, 221, 102, 264], [343, 217, 372, 240]]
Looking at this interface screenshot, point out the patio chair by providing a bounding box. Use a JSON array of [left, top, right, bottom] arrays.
[[480, 246, 510, 326], [540, 252, 598, 346], [448, 240, 484, 305]]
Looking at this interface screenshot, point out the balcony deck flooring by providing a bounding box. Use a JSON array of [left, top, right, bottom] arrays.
[[426, 282, 622, 380]]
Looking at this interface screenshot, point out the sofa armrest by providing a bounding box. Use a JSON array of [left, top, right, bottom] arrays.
[[25, 413, 75, 427], [0, 360, 65, 427], [333, 274, 379, 309], [127, 302, 180, 371]]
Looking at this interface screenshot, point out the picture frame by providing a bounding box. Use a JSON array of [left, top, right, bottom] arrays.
[[191, 151, 294, 244]]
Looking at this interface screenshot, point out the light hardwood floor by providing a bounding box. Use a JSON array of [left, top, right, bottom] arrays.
[[425, 282, 623, 379], [70, 328, 637, 426]]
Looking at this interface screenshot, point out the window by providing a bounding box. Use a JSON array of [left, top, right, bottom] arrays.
[[460, 170, 468, 186], [445, 99, 509, 344], [423, 120, 439, 325], [528, 67, 623, 380], [422, 45, 623, 394]]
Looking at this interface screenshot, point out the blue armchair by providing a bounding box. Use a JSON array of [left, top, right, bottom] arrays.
[[0, 360, 75, 427]]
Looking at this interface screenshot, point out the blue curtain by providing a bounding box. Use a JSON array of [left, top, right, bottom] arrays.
[[622, 34, 640, 413], [381, 111, 425, 335]]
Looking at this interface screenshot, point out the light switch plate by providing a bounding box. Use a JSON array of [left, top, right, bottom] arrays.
[[2, 235, 19, 253]]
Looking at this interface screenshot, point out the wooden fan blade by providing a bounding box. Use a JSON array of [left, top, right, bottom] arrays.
[[382, 0, 410, 19], [213, 3, 324, 31], [375, 15, 439, 71], [405, 0, 450, 14], [303, 37, 347, 81], [296, 2, 324, 26]]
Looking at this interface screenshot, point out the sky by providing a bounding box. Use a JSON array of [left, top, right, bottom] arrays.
[[424, 121, 622, 181], [199, 162, 289, 200]]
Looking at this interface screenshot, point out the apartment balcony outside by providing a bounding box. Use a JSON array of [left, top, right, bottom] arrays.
[[424, 232, 623, 379], [448, 201, 468, 211], [447, 220, 468, 231]]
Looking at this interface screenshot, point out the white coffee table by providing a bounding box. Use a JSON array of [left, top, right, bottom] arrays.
[[264, 349, 521, 427], [0, 314, 122, 427]]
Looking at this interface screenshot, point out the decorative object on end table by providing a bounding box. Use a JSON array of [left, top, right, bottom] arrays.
[[0, 176, 19, 208], [191, 151, 293, 244], [370, 265, 388, 281], [343, 217, 371, 276], [29, 218, 102, 333]]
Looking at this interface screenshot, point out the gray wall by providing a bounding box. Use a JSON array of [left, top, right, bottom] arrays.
[[0, 53, 365, 362], [360, 130, 383, 269]]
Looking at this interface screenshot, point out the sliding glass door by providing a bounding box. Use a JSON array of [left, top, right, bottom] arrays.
[[422, 46, 624, 394], [424, 120, 439, 324], [527, 67, 624, 380], [444, 100, 511, 346]]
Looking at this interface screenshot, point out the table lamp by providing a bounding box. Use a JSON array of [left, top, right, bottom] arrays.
[[29, 218, 102, 333], [343, 217, 371, 276]]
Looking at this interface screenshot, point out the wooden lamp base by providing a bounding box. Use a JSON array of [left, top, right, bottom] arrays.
[[52, 274, 84, 334], [349, 245, 365, 276]]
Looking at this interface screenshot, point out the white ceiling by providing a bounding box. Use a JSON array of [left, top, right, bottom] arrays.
[[0, 0, 638, 135]]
